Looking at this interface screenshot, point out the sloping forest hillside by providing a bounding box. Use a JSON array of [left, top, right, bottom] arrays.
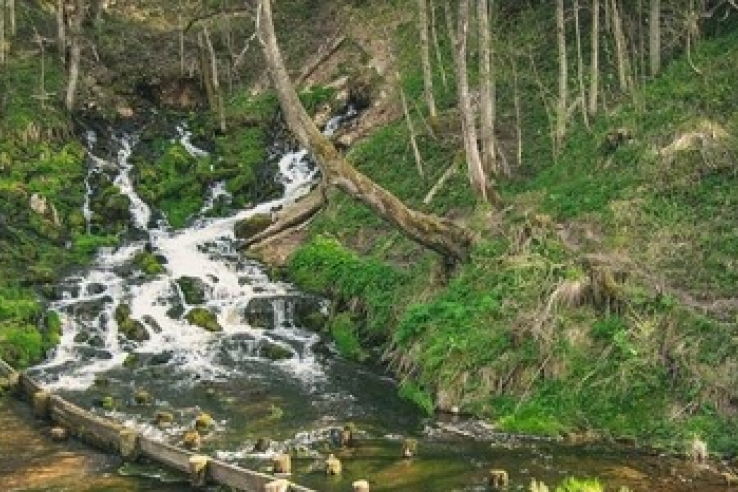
[[2, 0, 738, 453]]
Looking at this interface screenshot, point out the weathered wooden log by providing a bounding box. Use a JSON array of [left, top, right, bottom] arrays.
[[50, 426, 68, 441], [489, 469, 509, 488], [402, 438, 417, 458], [119, 428, 139, 460], [325, 454, 342, 475], [194, 412, 214, 432], [272, 453, 291, 474], [264, 478, 290, 492], [183, 429, 202, 451], [189, 455, 210, 487], [33, 390, 51, 420], [353, 479, 370, 492]]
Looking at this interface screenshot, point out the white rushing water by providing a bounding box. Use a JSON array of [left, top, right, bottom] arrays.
[[33, 120, 338, 391]]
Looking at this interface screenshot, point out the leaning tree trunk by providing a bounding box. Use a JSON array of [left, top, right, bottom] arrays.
[[257, 0, 475, 264]]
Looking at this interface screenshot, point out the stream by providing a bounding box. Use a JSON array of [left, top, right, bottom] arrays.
[[17, 115, 733, 492]]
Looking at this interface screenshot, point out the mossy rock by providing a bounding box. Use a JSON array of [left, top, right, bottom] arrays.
[[176, 276, 208, 305], [258, 342, 293, 361], [185, 307, 222, 332], [234, 213, 272, 240], [134, 251, 165, 275], [114, 303, 150, 341]]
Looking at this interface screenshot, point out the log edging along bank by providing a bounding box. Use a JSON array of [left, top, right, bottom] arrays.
[[0, 358, 316, 492]]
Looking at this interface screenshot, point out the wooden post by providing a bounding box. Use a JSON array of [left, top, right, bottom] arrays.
[[189, 455, 210, 487], [264, 478, 290, 492], [33, 391, 51, 420], [119, 428, 139, 461], [50, 426, 68, 441], [353, 479, 370, 492], [272, 453, 291, 474], [489, 469, 509, 488], [402, 438, 417, 458], [325, 454, 342, 475]]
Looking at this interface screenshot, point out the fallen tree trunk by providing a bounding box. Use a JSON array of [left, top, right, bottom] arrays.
[[257, 0, 476, 264]]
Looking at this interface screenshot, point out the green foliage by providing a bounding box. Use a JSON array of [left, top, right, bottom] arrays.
[[329, 312, 365, 361], [133, 251, 165, 276], [555, 477, 603, 492], [288, 235, 407, 338], [0, 326, 44, 368], [185, 307, 222, 332], [398, 380, 434, 416], [136, 141, 213, 228]]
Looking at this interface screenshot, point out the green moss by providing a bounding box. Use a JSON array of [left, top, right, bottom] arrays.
[[185, 307, 222, 332], [329, 312, 365, 361], [133, 251, 165, 276]]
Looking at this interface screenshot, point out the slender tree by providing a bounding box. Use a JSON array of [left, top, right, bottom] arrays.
[[555, 0, 568, 152], [7, 0, 13, 36], [65, 0, 85, 111], [418, 0, 437, 118], [0, 0, 6, 65], [257, 0, 475, 264], [56, 0, 66, 64], [610, 0, 633, 92], [573, 0, 590, 129], [446, 0, 494, 203], [478, 0, 499, 175], [589, 0, 600, 115]]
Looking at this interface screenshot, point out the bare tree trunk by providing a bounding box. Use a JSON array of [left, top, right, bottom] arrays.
[[202, 26, 226, 133], [573, 0, 590, 130], [7, 0, 14, 36], [429, 0, 448, 90], [555, 0, 568, 153], [446, 0, 494, 204], [178, 2, 185, 76], [478, 0, 498, 175], [257, 0, 475, 264], [589, 0, 600, 115], [511, 55, 523, 169], [418, 0, 437, 118], [56, 0, 66, 64], [0, 0, 6, 65], [610, 0, 632, 93], [65, 0, 84, 111]]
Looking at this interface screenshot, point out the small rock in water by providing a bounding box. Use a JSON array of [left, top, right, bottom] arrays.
[[134, 389, 152, 405], [194, 412, 214, 432], [50, 426, 68, 442], [154, 411, 174, 428], [182, 429, 201, 451], [325, 454, 342, 475], [253, 437, 271, 453]]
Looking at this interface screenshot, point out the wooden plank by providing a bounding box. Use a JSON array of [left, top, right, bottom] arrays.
[[18, 372, 44, 397], [0, 358, 16, 376], [209, 460, 315, 492], [139, 437, 194, 473], [50, 395, 123, 451]]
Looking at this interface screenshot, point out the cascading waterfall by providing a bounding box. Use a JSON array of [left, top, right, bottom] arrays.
[[33, 123, 330, 391]]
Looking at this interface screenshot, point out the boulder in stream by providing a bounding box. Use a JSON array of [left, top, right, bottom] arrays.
[[185, 307, 222, 332], [176, 276, 208, 305], [257, 342, 293, 361]]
